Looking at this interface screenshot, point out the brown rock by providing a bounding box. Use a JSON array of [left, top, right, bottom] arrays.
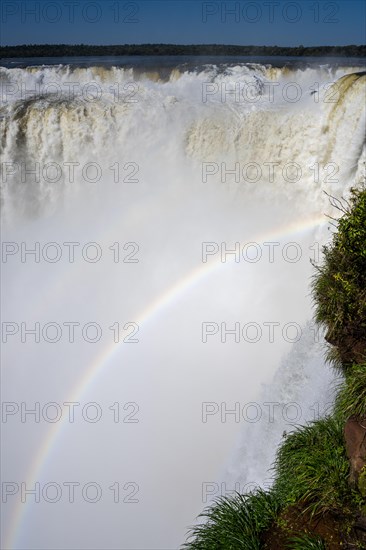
[[325, 332, 366, 365], [344, 417, 366, 485], [261, 505, 364, 549]]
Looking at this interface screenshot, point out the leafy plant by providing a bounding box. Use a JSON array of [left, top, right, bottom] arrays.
[[312, 187, 366, 369], [183, 490, 280, 549], [273, 416, 351, 515], [287, 533, 326, 549], [335, 363, 366, 420]]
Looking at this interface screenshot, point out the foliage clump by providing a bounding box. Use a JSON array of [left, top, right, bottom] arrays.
[[359, 467, 366, 498], [183, 490, 280, 549], [287, 533, 326, 549], [273, 416, 352, 515], [335, 363, 366, 420], [312, 187, 366, 368]]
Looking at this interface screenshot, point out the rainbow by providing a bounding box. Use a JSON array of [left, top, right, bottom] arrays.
[[5, 213, 328, 549]]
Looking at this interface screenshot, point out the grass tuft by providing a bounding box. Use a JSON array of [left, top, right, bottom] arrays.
[[335, 363, 366, 420], [183, 490, 280, 549], [273, 416, 352, 515], [287, 533, 326, 549]]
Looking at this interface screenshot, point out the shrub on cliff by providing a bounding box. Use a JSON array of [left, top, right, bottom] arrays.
[[312, 187, 366, 368], [273, 416, 352, 515]]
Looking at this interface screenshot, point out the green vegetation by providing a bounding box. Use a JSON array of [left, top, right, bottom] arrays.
[[335, 363, 366, 420], [1, 44, 366, 59], [273, 416, 352, 515], [359, 467, 366, 498], [184, 187, 366, 548], [287, 533, 326, 549], [183, 490, 281, 549], [312, 187, 366, 369]]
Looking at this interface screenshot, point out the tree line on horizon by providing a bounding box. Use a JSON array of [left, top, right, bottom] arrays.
[[1, 43, 366, 58]]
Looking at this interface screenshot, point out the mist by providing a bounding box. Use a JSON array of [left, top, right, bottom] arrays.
[[1, 61, 365, 548]]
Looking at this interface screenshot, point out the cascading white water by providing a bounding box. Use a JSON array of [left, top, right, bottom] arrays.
[[1, 60, 365, 549]]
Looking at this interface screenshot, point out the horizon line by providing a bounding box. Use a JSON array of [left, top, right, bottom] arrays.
[[2, 43, 366, 47]]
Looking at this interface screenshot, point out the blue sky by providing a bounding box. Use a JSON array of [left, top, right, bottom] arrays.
[[1, 0, 365, 47]]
